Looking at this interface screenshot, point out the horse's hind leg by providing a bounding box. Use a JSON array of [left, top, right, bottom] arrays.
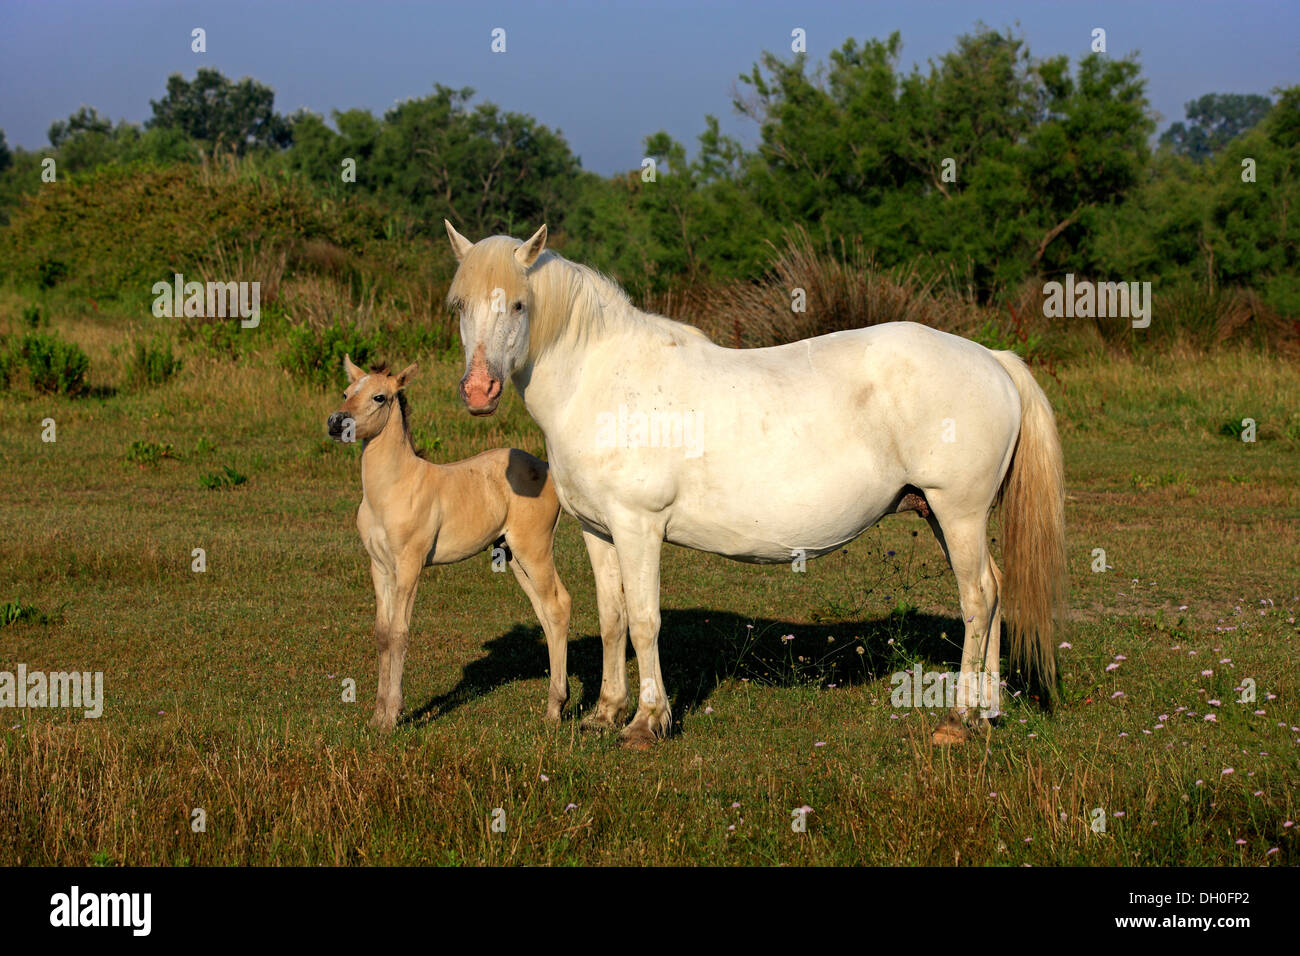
[[579, 526, 629, 732], [506, 516, 572, 723], [923, 500, 1001, 745]]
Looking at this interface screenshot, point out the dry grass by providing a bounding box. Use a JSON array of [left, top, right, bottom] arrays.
[[652, 227, 986, 349], [196, 240, 287, 310], [649, 229, 1300, 362]]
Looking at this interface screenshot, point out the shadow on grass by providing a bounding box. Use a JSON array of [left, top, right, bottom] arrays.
[[403, 607, 995, 733]]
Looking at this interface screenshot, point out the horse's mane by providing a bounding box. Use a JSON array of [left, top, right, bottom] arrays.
[[447, 237, 710, 361], [529, 252, 710, 358]]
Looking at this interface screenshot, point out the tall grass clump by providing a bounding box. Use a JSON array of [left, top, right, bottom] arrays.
[[18, 332, 90, 395]]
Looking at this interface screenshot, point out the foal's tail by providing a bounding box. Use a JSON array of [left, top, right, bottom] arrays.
[[992, 351, 1067, 706]]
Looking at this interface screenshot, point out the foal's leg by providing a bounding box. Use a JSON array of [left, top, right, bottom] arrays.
[[507, 517, 572, 723], [925, 502, 1000, 745], [379, 555, 422, 730], [368, 557, 396, 730], [609, 521, 670, 750], [580, 526, 629, 731]]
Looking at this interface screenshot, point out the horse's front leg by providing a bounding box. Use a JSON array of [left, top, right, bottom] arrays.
[[579, 526, 629, 732], [609, 521, 669, 750], [368, 557, 396, 731]]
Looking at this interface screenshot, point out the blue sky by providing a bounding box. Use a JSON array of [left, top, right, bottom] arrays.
[[1, 0, 1295, 174]]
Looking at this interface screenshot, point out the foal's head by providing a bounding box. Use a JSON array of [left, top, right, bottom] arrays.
[[327, 354, 419, 443], [445, 220, 548, 416]]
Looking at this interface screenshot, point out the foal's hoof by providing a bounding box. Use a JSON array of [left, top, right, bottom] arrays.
[[368, 714, 396, 733], [931, 712, 970, 746]]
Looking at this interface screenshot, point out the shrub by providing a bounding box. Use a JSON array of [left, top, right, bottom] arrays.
[[0, 337, 14, 389], [20, 332, 90, 395], [124, 440, 178, 466], [280, 321, 379, 389], [36, 258, 69, 289], [21, 304, 44, 328], [199, 465, 247, 489], [0, 601, 51, 626], [128, 337, 182, 387]]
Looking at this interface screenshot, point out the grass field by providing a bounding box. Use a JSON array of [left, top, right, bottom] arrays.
[[1, 298, 1297, 866]]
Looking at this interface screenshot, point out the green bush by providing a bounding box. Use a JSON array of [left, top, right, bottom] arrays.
[[19, 332, 90, 395], [124, 439, 177, 465], [280, 322, 379, 389], [0, 601, 51, 626], [128, 337, 182, 387], [0, 337, 14, 388], [21, 304, 44, 328], [199, 465, 247, 490], [36, 258, 69, 290]]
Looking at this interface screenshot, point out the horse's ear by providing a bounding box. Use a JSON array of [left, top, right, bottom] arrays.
[[445, 220, 473, 262], [515, 224, 547, 268], [342, 353, 364, 384], [395, 363, 419, 390]]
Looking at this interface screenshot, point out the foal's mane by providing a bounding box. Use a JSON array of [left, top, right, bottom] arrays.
[[369, 362, 428, 460], [447, 237, 709, 361]]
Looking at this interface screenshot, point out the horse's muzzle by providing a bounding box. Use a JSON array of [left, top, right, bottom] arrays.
[[460, 374, 501, 416]]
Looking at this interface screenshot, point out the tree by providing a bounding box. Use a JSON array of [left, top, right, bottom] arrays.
[[147, 68, 291, 154], [1160, 93, 1273, 161], [48, 106, 113, 148], [563, 118, 768, 298], [1020, 52, 1154, 278], [369, 85, 581, 238], [0, 128, 11, 173], [732, 29, 1154, 296]]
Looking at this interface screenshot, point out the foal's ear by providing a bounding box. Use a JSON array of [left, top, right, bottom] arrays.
[[445, 220, 473, 262], [394, 363, 419, 390], [515, 224, 548, 269], [342, 353, 364, 384]]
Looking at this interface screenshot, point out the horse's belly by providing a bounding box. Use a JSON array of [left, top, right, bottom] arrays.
[[664, 469, 898, 563]]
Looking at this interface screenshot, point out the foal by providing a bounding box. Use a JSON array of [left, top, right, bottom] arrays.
[[327, 354, 571, 731]]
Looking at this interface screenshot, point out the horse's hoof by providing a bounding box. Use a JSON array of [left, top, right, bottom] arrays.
[[931, 712, 970, 746], [621, 727, 656, 751], [580, 714, 616, 733]]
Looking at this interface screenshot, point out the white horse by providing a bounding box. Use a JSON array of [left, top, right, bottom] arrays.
[[444, 221, 1067, 748]]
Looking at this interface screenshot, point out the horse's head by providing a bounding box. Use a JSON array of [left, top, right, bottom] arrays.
[[444, 220, 548, 416], [327, 354, 418, 442]]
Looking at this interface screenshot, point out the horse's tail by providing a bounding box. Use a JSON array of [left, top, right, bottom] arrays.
[[991, 350, 1067, 706]]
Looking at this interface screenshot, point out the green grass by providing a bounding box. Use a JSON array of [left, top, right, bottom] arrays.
[[0, 299, 1297, 866]]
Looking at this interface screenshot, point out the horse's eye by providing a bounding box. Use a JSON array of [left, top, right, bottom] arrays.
[[374, 394, 386, 404], [512, 301, 523, 313]]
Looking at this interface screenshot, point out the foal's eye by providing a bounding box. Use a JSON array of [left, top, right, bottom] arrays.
[[374, 394, 386, 404], [512, 301, 523, 313]]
